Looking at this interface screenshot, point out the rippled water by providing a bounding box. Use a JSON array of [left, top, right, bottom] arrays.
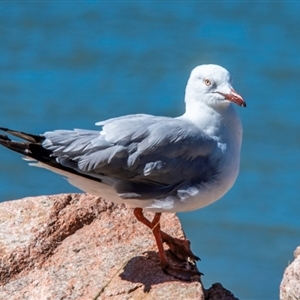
[[1, 3, 300, 299]]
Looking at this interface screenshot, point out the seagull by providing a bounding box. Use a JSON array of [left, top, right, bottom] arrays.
[[0, 64, 246, 281]]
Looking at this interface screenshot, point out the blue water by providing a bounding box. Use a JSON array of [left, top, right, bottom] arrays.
[[0, 3, 299, 299]]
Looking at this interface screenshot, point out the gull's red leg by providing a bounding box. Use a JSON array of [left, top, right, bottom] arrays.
[[150, 212, 169, 269], [133, 208, 199, 261], [133, 207, 154, 229], [134, 208, 169, 268], [133, 208, 201, 280]]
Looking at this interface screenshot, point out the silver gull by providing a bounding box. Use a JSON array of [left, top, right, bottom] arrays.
[[0, 64, 246, 280]]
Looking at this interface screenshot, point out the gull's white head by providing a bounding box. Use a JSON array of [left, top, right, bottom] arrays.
[[185, 64, 246, 109]]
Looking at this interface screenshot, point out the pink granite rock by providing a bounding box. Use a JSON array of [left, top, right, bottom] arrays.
[[0, 193, 237, 300], [280, 246, 300, 300]]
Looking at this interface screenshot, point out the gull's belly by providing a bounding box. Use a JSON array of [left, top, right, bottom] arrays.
[[52, 165, 238, 213], [144, 171, 239, 212], [34, 144, 240, 213], [143, 151, 241, 213]]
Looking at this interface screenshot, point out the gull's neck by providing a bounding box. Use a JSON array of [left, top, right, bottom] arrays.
[[179, 101, 231, 136], [179, 100, 243, 192], [178, 100, 243, 160]]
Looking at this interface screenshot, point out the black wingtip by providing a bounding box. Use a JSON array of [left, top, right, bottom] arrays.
[[0, 127, 44, 143], [0, 127, 45, 157], [0, 137, 31, 156], [0, 133, 11, 142]]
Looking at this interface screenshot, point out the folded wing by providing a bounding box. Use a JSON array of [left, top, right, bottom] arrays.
[[41, 114, 219, 199]]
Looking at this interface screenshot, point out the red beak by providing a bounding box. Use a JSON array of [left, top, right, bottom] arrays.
[[218, 89, 246, 107]]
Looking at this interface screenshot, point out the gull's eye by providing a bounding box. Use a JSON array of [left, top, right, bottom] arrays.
[[204, 79, 211, 86]]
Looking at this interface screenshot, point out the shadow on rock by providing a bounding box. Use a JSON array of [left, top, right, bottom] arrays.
[[119, 250, 183, 292]]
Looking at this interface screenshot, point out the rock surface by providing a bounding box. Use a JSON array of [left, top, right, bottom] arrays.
[[0, 193, 238, 300], [280, 246, 300, 300]]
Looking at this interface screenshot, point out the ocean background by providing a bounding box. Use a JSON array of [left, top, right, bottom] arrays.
[[0, 2, 299, 299]]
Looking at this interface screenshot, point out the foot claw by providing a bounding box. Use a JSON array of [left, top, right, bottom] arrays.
[[161, 232, 200, 261], [162, 262, 202, 281]]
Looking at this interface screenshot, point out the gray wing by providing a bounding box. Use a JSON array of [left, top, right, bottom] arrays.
[[43, 114, 219, 199]]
